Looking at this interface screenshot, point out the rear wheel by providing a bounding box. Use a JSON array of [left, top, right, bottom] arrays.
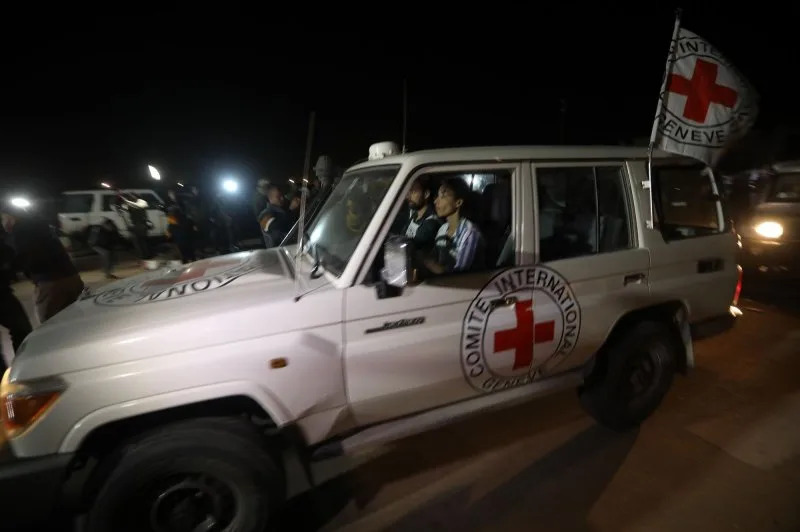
[[84, 417, 285, 532], [579, 321, 677, 431]]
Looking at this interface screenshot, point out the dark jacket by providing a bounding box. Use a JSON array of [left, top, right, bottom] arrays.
[[403, 206, 442, 252], [167, 206, 195, 243], [252, 193, 269, 219], [4, 216, 78, 283], [88, 222, 120, 250], [0, 236, 16, 294], [184, 195, 208, 227], [259, 203, 292, 248]]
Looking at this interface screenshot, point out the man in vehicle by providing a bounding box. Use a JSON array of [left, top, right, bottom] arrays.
[[403, 176, 442, 252], [425, 177, 485, 274]]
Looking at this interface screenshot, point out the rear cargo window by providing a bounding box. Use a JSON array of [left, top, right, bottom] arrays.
[[654, 166, 724, 239], [60, 193, 94, 213]]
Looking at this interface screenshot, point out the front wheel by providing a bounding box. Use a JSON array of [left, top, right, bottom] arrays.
[[84, 417, 285, 532], [579, 321, 678, 431]]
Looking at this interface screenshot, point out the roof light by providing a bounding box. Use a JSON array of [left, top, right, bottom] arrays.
[[368, 141, 401, 161]]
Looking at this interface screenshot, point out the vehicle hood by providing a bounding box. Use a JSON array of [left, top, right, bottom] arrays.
[[752, 202, 800, 217], [11, 248, 334, 379]]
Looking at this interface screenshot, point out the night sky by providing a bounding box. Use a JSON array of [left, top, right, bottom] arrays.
[[0, 5, 796, 199]]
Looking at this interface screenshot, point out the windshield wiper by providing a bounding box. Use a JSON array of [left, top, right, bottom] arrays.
[[310, 241, 331, 280], [298, 229, 326, 279]]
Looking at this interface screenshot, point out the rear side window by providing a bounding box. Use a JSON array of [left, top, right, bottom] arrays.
[[654, 166, 724, 239], [536, 165, 632, 262], [61, 194, 94, 213], [102, 194, 118, 211]]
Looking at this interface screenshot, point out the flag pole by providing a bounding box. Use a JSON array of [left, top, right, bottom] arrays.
[[647, 8, 683, 229]]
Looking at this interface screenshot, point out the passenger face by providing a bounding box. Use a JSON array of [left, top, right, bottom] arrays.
[[407, 181, 428, 210], [434, 185, 461, 218]]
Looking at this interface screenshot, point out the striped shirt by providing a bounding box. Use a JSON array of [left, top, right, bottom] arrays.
[[435, 218, 482, 272]]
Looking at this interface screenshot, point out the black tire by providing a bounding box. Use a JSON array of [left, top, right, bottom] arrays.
[[84, 417, 285, 532], [579, 321, 677, 431]]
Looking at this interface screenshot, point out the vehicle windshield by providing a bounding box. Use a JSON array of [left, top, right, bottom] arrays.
[[766, 173, 800, 202], [304, 165, 400, 277]]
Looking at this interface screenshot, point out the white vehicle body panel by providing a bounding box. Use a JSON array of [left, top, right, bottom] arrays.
[[3, 145, 738, 460], [58, 189, 167, 240], [9, 249, 347, 456]]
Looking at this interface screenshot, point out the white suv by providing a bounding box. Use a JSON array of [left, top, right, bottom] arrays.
[[58, 189, 167, 249], [0, 145, 739, 531]]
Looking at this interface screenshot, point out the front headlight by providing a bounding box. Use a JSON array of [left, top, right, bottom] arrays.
[[1, 372, 66, 439], [754, 221, 784, 239]]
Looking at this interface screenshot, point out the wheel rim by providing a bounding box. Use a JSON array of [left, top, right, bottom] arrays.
[[128, 473, 237, 532], [620, 347, 665, 404]]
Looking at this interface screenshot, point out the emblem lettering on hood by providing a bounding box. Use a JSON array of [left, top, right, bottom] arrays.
[[87, 257, 259, 306]]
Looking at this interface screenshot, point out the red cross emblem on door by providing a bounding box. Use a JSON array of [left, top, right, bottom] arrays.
[[668, 58, 738, 123], [494, 299, 555, 370]]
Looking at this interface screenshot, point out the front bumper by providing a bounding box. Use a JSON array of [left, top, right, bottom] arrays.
[[0, 452, 75, 526], [740, 238, 800, 275], [691, 312, 737, 340]]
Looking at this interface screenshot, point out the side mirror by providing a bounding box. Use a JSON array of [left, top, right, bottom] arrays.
[[381, 236, 412, 288]]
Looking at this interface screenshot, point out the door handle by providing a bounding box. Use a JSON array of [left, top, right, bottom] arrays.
[[490, 296, 518, 309], [69, 217, 81, 221], [624, 273, 647, 286], [697, 258, 723, 274]]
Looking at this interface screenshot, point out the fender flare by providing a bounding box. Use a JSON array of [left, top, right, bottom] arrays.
[[593, 299, 693, 374], [59, 380, 292, 454]]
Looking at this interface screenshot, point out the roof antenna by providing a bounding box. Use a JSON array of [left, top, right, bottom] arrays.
[[402, 78, 408, 153], [294, 110, 315, 302]]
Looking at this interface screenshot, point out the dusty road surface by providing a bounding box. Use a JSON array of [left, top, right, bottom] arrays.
[[2, 266, 799, 531]]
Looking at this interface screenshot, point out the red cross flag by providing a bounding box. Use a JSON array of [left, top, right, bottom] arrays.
[[650, 16, 758, 166]]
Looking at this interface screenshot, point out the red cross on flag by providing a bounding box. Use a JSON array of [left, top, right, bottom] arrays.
[[649, 16, 758, 166]]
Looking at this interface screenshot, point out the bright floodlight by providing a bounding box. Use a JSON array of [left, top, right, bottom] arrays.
[[148, 165, 161, 180], [10, 197, 31, 208], [101, 182, 111, 189], [222, 179, 238, 193]]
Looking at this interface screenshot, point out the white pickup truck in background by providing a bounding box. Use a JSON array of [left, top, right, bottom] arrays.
[[58, 189, 167, 250]]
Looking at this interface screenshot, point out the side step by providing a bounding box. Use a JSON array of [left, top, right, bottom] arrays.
[[311, 369, 584, 461]]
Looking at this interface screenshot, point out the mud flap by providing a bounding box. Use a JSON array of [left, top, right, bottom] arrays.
[[674, 305, 694, 372]]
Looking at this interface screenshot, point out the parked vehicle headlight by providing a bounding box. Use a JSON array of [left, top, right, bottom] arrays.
[[754, 221, 783, 239], [1, 371, 66, 439]]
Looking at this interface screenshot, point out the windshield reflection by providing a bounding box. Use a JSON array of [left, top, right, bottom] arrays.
[[767, 174, 800, 203], [304, 165, 400, 277]]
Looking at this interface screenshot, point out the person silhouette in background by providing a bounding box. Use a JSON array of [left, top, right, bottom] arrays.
[[1, 203, 84, 323], [0, 229, 32, 373]]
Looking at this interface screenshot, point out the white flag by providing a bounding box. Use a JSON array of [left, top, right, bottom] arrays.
[[650, 25, 758, 166]]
